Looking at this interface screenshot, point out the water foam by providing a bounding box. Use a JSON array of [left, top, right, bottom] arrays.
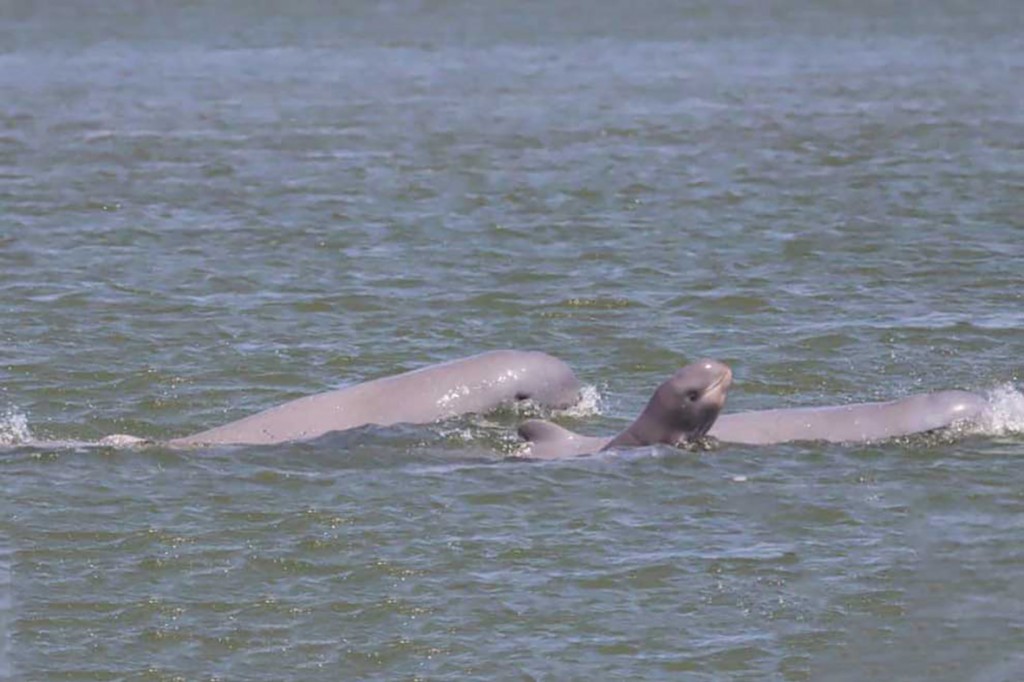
[[0, 407, 32, 446], [559, 383, 604, 418], [976, 384, 1024, 436]]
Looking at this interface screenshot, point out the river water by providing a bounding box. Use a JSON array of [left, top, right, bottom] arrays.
[[3, 1, 1024, 679]]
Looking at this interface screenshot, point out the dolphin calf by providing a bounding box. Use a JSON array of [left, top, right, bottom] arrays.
[[599, 358, 732, 452], [519, 389, 988, 458], [518, 358, 732, 459]]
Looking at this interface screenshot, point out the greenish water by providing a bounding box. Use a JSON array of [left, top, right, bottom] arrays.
[[3, 1, 1023, 679]]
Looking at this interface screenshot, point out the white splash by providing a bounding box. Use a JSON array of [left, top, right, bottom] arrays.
[[0, 407, 32, 446], [559, 383, 604, 418], [976, 384, 1024, 436], [435, 426, 477, 443], [98, 434, 151, 447]]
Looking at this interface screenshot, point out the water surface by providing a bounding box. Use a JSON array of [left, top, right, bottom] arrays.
[[3, 1, 1023, 679]]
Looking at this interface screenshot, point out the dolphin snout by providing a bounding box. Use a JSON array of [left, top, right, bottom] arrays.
[[697, 359, 732, 401]]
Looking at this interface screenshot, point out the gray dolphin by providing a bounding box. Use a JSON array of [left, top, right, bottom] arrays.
[[519, 388, 987, 458], [165, 350, 581, 447], [519, 359, 733, 459]]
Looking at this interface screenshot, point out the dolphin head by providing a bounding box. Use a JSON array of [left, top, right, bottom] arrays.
[[509, 350, 583, 409], [651, 358, 732, 443]]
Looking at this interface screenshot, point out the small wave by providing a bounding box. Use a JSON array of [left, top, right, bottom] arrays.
[[0, 407, 32, 445], [976, 384, 1024, 436]]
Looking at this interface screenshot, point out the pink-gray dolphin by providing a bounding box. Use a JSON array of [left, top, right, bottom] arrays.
[[169, 350, 581, 447]]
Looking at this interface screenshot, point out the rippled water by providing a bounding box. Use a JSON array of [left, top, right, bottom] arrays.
[[3, 2, 1024, 679]]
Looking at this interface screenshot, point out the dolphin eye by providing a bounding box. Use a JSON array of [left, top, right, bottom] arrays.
[[686, 390, 700, 402]]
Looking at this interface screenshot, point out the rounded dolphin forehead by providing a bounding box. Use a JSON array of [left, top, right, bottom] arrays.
[[667, 359, 730, 394]]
